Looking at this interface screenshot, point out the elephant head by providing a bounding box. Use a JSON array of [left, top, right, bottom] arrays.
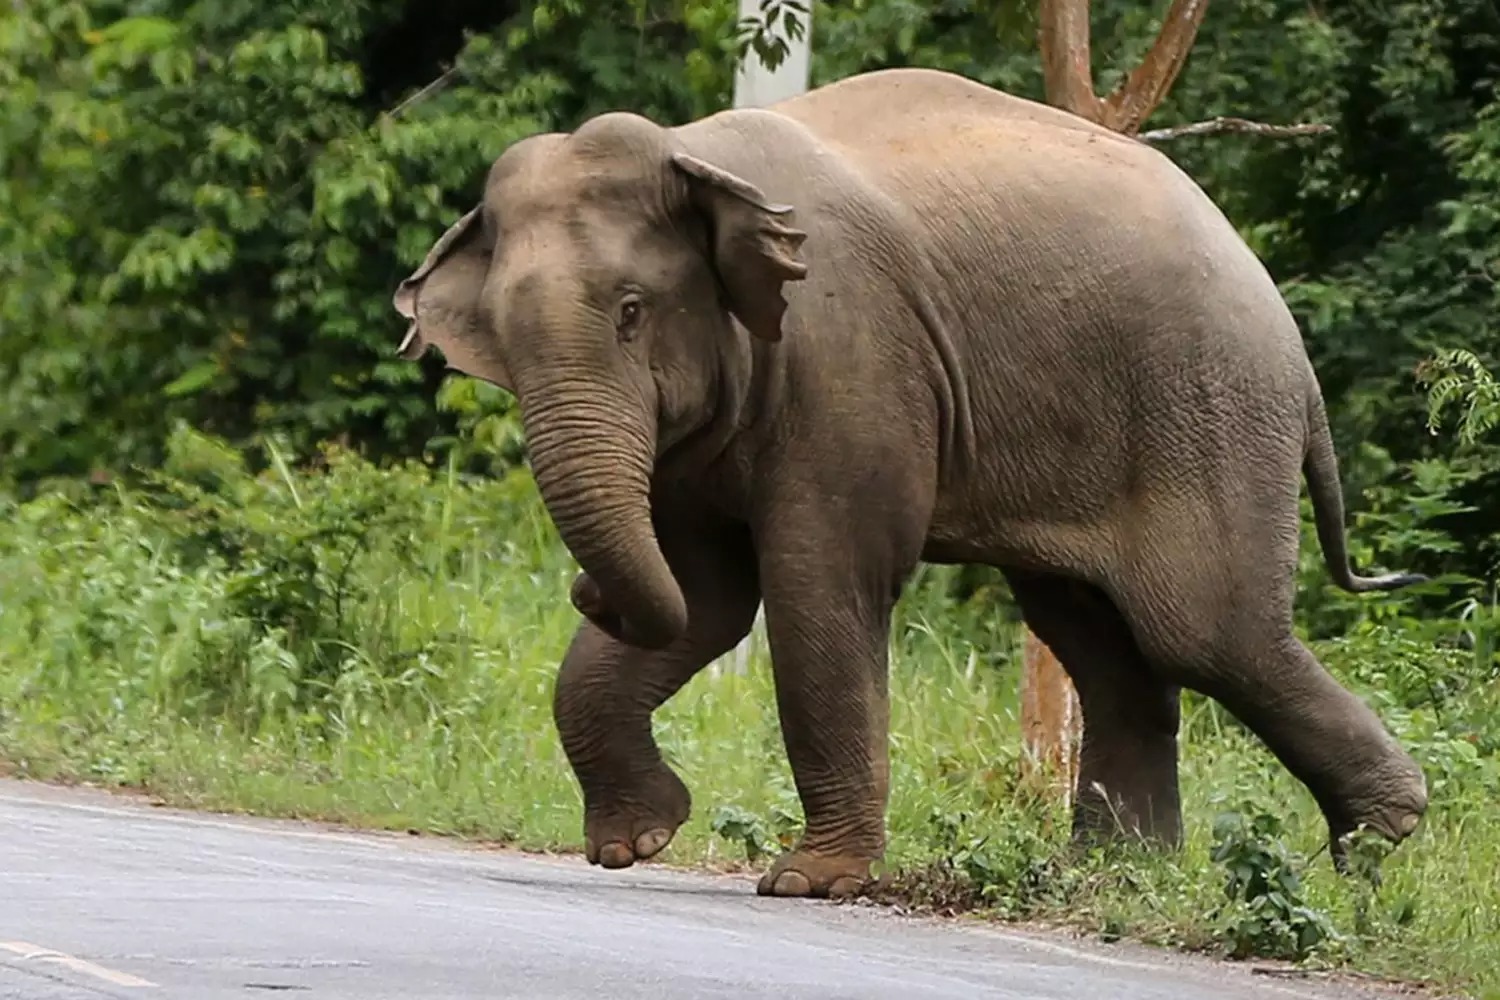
[[392, 113, 809, 649]]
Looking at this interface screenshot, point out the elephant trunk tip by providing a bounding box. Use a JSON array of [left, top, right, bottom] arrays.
[[566, 511, 689, 651], [569, 553, 687, 652], [619, 588, 688, 650]]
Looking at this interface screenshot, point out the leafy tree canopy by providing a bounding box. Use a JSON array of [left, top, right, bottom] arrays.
[[3, 0, 1497, 579]]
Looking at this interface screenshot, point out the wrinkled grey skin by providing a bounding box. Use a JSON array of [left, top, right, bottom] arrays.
[[392, 68, 1429, 898]]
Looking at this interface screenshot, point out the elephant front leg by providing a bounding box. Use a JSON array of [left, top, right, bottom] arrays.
[[754, 531, 914, 899], [553, 515, 759, 870]]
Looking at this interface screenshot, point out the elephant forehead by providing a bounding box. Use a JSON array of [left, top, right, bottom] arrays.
[[489, 171, 661, 226], [484, 132, 563, 195], [485, 234, 620, 313], [495, 202, 660, 277], [487, 141, 665, 221], [479, 266, 587, 346]]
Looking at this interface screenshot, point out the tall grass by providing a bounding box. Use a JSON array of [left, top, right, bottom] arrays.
[[1, 426, 1497, 996]]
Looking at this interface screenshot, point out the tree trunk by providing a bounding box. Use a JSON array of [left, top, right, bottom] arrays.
[[1020, 0, 1210, 806], [1018, 626, 1082, 807]]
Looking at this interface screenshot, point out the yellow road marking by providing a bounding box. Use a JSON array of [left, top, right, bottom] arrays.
[[0, 940, 156, 988]]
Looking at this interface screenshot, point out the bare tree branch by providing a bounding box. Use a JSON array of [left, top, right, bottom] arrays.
[[1037, 0, 1105, 119], [1138, 116, 1333, 143], [1101, 0, 1211, 134], [383, 66, 461, 121]]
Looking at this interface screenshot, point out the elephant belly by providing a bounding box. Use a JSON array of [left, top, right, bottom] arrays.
[[920, 452, 1124, 582]]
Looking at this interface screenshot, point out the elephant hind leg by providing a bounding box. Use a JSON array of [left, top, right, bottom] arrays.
[[1104, 503, 1428, 857], [1005, 568, 1183, 847]]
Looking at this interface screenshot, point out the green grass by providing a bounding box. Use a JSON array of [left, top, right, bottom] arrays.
[[2, 427, 1498, 997]]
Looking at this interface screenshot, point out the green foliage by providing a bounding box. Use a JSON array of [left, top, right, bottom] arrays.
[[1418, 348, 1500, 445], [809, 0, 1042, 94], [138, 424, 433, 720], [732, 0, 810, 72], [0, 0, 734, 484], [913, 804, 1074, 919], [0, 427, 562, 747], [709, 801, 798, 862], [1290, 448, 1491, 638], [1208, 807, 1341, 961]]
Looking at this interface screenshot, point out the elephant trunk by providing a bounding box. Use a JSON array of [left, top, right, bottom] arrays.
[[519, 380, 687, 650]]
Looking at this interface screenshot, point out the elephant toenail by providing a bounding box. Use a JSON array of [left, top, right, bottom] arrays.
[[584, 836, 598, 864], [828, 876, 864, 898], [1399, 812, 1420, 836], [597, 841, 635, 869], [634, 828, 672, 859], [772, 871, 812, 897]]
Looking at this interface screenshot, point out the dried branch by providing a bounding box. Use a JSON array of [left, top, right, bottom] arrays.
[[1137, 116, 1333, 143], [383, 66, 461, 121], [1101, 0, 1211, 134], [1037, 0, 1105, 119]]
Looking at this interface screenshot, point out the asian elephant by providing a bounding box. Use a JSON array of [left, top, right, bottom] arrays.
[[391, 67, 1429, 898]]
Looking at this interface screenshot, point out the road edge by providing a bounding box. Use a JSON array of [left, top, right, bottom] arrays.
[[0, 774, 1454, 1000]]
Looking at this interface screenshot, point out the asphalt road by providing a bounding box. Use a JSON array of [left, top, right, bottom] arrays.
[[0, 779, 1401, 1000]]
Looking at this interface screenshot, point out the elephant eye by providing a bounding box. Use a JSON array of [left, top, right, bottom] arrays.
[[615, 295, 644, 339]]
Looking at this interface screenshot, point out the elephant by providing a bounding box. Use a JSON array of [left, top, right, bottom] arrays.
[[391, 67, 1429, 898]]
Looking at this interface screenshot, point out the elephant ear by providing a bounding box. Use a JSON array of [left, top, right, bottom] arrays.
[[670, 152, 809, 342], [391, 205, 513, 391]]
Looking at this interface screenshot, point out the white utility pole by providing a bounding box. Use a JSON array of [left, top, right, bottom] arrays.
[[732, 0, 813, 109], [721, 0, 811, 676]]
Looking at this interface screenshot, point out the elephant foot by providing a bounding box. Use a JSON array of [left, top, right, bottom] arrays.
[[755, 850, 873, 899], [1069, 766, 1183, 851], [582, 766, 691, 870], [1070, 803, 1183, 852], [1324, 760, 1428, 872]]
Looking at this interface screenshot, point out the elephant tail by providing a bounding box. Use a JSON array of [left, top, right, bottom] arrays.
[[1302, 389, 1428, 593]]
